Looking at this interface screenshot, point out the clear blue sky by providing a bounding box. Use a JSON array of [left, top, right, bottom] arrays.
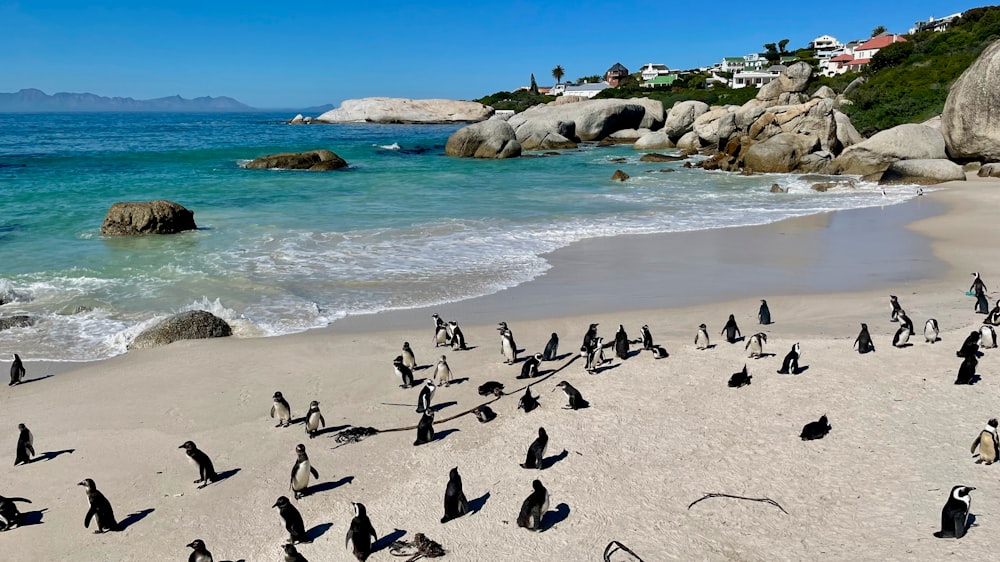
[[0, 0, 981, 108]]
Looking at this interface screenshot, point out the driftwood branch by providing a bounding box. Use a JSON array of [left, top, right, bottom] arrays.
[[604, 540, 645, 562], [687, 492, 788, 515]]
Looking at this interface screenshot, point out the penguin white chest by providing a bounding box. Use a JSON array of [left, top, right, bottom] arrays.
[[292, 461, 312, 489], [275, 403, 290, 419], [540, 491, 550, 517]]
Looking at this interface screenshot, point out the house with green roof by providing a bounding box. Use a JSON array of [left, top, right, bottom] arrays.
[[640, 75, 678, 89]]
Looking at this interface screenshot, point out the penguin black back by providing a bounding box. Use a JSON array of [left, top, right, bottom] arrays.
[[721, 314, 741, 343], [614, 324, 629, 359], [520, 427, 548, 469], [187, 539, 213, 562], [800, 415, 831, 440], [956, 355, 978, 385], [516, 479, 549, 531], [758, 299, 771, 325], [542, 333, 559, 361], [441, 467, 469, 523], [472, 405, 496, 423], [273, 496, 311, 544], [9, 353, 25, 386], [282, 543, 309, 562], [777, 343, 800, 375], [555, 380, 588, 409], [854, 323, 874, 354], [414, 410, 435, 446], [518, 388, 539, 413], [933, 486, 975, 539], [79, 479, 118, 533], [346, 502, 378, 561], [728, 364, 751, 388]]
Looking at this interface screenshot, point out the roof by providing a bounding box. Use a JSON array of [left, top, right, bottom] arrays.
[[830, 54, 855, 62], [607, 62, 628, 73], [644, 75, 677, 85], [856, 34, 907, 51], [724, 57, 744, 62], [846, 58, 871, 67]]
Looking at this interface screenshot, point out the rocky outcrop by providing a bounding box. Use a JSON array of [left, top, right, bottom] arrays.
[[0, 315, 34, 331], [942, 39, 1000, 161], [664, 100, 710, 139], [979, 163, 1000, 177], [639, 153, 684, 163], [101, 200, 196, 236], [245, 149, 348, 171], [879, 159, 966, 185], [128, 310, 232, 351], [314, 98, 492, 124], [288, 114, 312, 124], [742, 133, 819, 173], [611, 170, 630, 181], [507, 98, 648, 143], [831, 124, 946, 178], [633, 131, 675, 150], [693, 107, 737, 146], [630, 98, 665, 130], [445, 120, 522, 158]]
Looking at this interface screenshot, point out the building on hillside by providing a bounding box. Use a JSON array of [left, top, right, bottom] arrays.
[[823, 53, 856, 76], [707, 73, 730, 87], [910, 13, 962, 34], [563, 82, 611, 99], [721, 57, 746, 72], [639, 63, 672, 81], [550, 83, 566, 96], [854, 34, 907, 60], [731, 66, 783, 89], [605, 62, 629, 87], [641, 75, 678, 89], [820, 35, 907, 75], [809, 34, 843, 54]]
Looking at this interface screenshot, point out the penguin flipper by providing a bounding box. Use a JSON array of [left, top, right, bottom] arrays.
[[310, 466, 319, 479], [319, 415, 326, 428], [345, 527, 353, 550], [954, 512, 968, 539], [270, 405, 276, 418], [972, 436, 982, 454], [26, 444, 35, 457], [85, 506, 95, 528]]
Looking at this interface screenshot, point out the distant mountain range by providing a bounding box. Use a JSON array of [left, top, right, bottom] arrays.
[[0, 88, 255, 112]]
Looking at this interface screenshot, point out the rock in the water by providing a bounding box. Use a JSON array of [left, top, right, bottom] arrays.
[[315, 97, 492, 124], [770, 184, 786, 193], [831, 123, 946, 177], [129, 310, 233, 350], [942, 39, 1000, 161], [630, 98, 665, 130], [508, 98, 648, 143], [289, 114, 306, 124], [676, 131, 703, 152], [445, 120, 522, 158], [979, 163, 1000, 177], [101, 200, 196, 236], [245, 149, 348, 171], [663, 100, 710, 139], [879, 159, 966, 185], [634, 131, 675, 150], [639, 153, 684, 163], [742, 133, 818, 173], [611, 170, 630, 181], [0, 315, 34, 331]]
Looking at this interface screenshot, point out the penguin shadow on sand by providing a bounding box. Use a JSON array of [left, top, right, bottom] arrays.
[[17, 374, 54, 385], [445, 377, 469, 386], [311, 424, 351, 438], [373, 529, 408, 554], [468, 491, 491, 514], [305, 522, 334, 541], [28, 448, 75, 463], [17, 508, 48, 527], [430, 401, 458, 412], [540, 503, 571, 532], [542, 449, 569, 470], [305, 475, 354, 496], [590, 362, 620, 375], [117, 507, 155, 531], [213, 468, 242, 483]]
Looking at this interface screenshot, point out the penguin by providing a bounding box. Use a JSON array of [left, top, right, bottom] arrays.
[[980, 324, 998, 349], [401, 342, 417, 370], [898, 310, 914, 334], [728, 364, 751, 388], [500, 328, 517, 365], [432, 313, 449, 347], [516, 479, 549, 532], [14, 423, 34, 465], [746, 332, 767, 359], [640, 325, 654, 351], [956, 355, 978, 385], [9, 353, 24, 386], [472, 405, 496, 423], [518, 388, 540, 413], [933, 486, 975, 539], [800, 415, 831, 440], [924, 318, 939, 343], [477, 381, 504, 396], [416, 380, 436, 413], [542, 333, 559, 361], [414, 409, 435, 446], [518, 353, 542, 379], [695, 324, 710, 350], [448, 321, 468, 350], [393, 356, 414, 388], [179, 441, 217, 488], [78, 479, 118, 533], [988, 301, 1000, 326], [971, 418, 1000, 465], [957, 331, 981, 358], [282, 543, 309, 562], [441, 467, 469, 523], [187, 539, 214, 562], [304, 401, 326, 438], [586, 337, 606, 373], [346, 502, 378, 561], [854, 323, 874, 354], [892, 324, 911, 348], [650, 345, 669, 359], [272, 496, 311, 544], [554, 380, 588, 409], [758, 299, 771, 325], [433, 354, 452, 386], [614, 324, 630, 359], [976, 288, 990, 315], [271, 391, 292, 428], [777, 343, 801, 374], [582, 323, 599, 355], [971, 272, 988, 296], [520, 427, 548, 469], [290, 444, 320, 500], [0, 495, 31, 531], [889, 295, 902, 322], [721, 314, 741, 344]]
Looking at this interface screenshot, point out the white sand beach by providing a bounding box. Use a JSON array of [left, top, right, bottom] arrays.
[[5, 174, 1000, 561]]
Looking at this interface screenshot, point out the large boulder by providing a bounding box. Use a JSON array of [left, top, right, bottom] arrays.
[[634, 131, 675, 150], [663, 100, 710, 139], [245, 149, 348, 171], [942, 39, 1000, 161], [507, 99, 648, 143], [778, 62, 813, 93], [879, 159, 966, 185], [129, 310, 232, 351], [445, 120, 522, 158], [676, 131, 703, 152], [315, 97, 492, 124], [101, 200, 196, 236], [693, 106, 736, 145], [831, 123, 947, 178], [979, 163, 1000, 177], [630, 98, 665, 130], [742, 133, 819, 173], [833, 110, 863, 151]]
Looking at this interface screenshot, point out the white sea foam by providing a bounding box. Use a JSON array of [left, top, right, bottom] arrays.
[[374, 142, 401, 150]]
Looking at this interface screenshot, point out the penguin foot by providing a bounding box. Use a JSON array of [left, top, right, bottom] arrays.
[[197, 483, 208, 489]]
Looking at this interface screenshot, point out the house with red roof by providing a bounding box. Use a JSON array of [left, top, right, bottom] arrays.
[[820, 34, 907, 76]]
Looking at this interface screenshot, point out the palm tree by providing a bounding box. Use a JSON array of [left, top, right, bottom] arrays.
[[551, 65, 565, 85], [871, 25, 887, 37]]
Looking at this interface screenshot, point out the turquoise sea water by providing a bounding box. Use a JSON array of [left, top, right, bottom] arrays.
[[0, 112, 919, 360]]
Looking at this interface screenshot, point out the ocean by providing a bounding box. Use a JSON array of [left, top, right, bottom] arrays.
[[0, 112, 919, 361]]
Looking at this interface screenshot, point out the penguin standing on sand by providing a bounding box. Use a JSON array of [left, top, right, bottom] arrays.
[[758, 299, 771, 325], [889, 295, 902, 322], [394, 356, 414, 389], [554, 380, 588, 409], [271, 392, 292, 428], [78, 479, 118, 533], [518, 388, 540, 413], [186, 539, 213, 562], [800, 415, 831, 440], [746, 333, 767, 359], [520, 427, 548, 469], [777, 343, 801, 374], [933, 486, 975, 539], [9, 353, 25, 386], [414, 409, 435, 446], [0, 495, 31, 531], [721, 314, 741, 344], [14, 423, 33, 465], [924, 319, 940, 343], [179, 441, 217, 488], [433, 354, 452, 386], [432, 314, 449, 347], [441, 467, 469, 523], [500, 328, 518, 365], [542, 333, 559, 361], [981, 325, 998, 349], [640, 325, 654, 351], [971, 418, 1000, 465], [987, 301, 1000, 326], [854, 323, 874, 354], [957, 331, 981, 358], [304, 401, 326, 438], [517, 480, 549, 532], [282, 543, 308, 562], [695, 324, 710, 350], [472, 405, 496, 423], [898, 311, 914, 334], [346, 502, 378, 561], [728, 365, 751, 388], [956, 355, 978, 385], [290, 444, 319, 500], [448, 321, 468, 351], [582, 323, 599, 355], [272, 496, 311, 544], [586, 337, 606, 373], [401, 342, 417, 370], [975, 287, 990, 315], [971, 272, 988, 296], [614, 324, 630, 359], [416, 380, 436, 413], [518, 353, 542, 379], [892, 323, 911, 348]]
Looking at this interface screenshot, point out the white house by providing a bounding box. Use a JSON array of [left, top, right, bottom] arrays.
[[731, 66, 784, 89], [810, 34, 843, 53], [563, 82, 610, 99], [639, 63, 671, 81], [550, 83, 566, 96], [909, 13, 962, 34], [853, 34, 907, 62]]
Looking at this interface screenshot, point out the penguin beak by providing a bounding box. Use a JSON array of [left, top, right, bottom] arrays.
[[186, 542, 196, 549], [178, 444, 185, 449], [77, 481, 86, 487], [271, 500, 279, 508], [967, 487, 977, 491]]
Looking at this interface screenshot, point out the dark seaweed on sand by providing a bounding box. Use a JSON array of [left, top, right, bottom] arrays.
[[334, 426, 378, 444]]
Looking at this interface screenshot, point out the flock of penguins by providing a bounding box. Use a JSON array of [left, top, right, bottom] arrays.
[[4, 272, 1000, 559]]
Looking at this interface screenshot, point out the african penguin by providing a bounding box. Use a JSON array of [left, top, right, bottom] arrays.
[[518, 388, 540, 413], [651, 345, 669, 359], [777, 343, 801, 374], [414, 409, 435, 446], [956, 355, 978, 385], [477, 381, 504, 396], [800, 415, 831, 441], [472, 405, 496, 423], [14, 423, 34, 466], [282, 543, 308, 562], [746, 332, 767, 359], [586, 337, 606, 373], [542, 333, 559, 361], [971, 419, 1000, 465], [271, 391, 292, 428], [971, 272, 987, 296], [582, 323, 599, 355], [898, 310, 914, 334], [933, 486, 975, 539], [394, 356, 414, 389], [728, 364, 751, 388], [640, 325, 654, 351], [520, 427, 549, 469], [614, 324, 630, 359], [988, 301, 1000, 326], [500, 328, 518, 365], [346, 502, 378, 561], [975, 288, 990, 315], [957, 331, 981, 358], [433, 354, 452, 386], [518, 353, 542, 379], [401, 342, 417, 370], [854, 323, 874, 354], [516, 479, 549, 532], [0, 495, 31, 531], [448, 321, 468, 350], [721, 314, 741, 344], [758, 299, 771, 325], [179, 441, 217, 488], [305, 401, 326, 438], [290, 444, 320, 499], [9, 353, 25, 386], [272, 496, 311, 544], [441, 467, 469, 523], [78, 479, 118, 533], [889, 295, 902, 322], [980, 324, 997, 349], [186, 539, 213, 562], [924, 318, 939, 343], [432, 313, 449, 347], [554, 380, 588, 409], [892, 324, 911, 348], [695, 324, 710, 350], [416, 380, 436, 413]]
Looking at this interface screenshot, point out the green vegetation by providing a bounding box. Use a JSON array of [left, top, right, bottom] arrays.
[[871, 25, 887, 37], [594, 73, 759, 108], [529, 73, 539, 95], [552, 65, 565, 85], [476, 89, 554, 112]]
